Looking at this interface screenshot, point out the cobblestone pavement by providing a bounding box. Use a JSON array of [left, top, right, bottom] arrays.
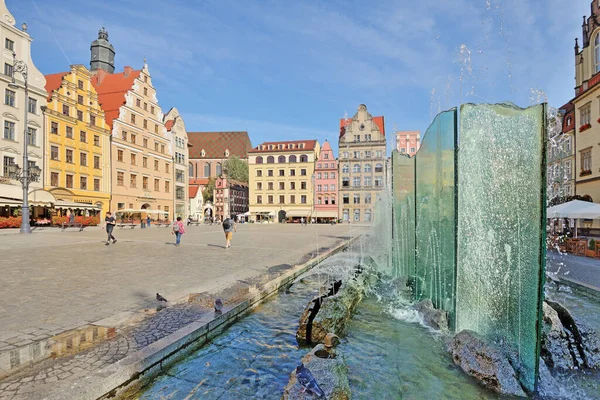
[[0, 223, 365, 399], [547, 250, 600, 289]]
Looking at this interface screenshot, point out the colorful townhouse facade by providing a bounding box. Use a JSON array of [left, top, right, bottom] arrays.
[[313, 140, 338, 222], [90, 30, 174, 220], [214, 175, 249, 221], [43, 65, 112, 215], [164, 108, 189, 219], [248, 140, 320, 223], [396, 130, 420, 156], [338, 104, 386, 223], [0, 0, 52, 217]]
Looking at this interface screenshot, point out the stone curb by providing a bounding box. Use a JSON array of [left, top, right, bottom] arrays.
[[556, 275, 600, 299], [42, 236, 358, 400]]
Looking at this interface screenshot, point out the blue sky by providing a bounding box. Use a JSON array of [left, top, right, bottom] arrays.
[[9, 0, 590, 155]]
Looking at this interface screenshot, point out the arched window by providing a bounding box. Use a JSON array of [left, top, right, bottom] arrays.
[[278, 155, 286, 163], [189, 162, 194, 177], [203, 163, 211, 177], [216, 163, 222, 176], [256, 156, 263, 164], [342, 164, 349, 173], [300, 155, 308, 162], [365, 209, 372, 222], [289, 155, 297, 163], [267, 156, 275, 163], [596, 34, 600, 73], [353, 164, 361, 173], [375, 163, 383, 172], [364, 164, 372, 173]]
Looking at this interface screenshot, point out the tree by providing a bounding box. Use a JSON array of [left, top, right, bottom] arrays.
[[223, 156, 249, 183], [202, 177, 216, 203]]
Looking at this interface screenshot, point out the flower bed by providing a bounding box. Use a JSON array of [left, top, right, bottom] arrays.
[[0, 216, 22, 229], [51, 216, 100, 226]]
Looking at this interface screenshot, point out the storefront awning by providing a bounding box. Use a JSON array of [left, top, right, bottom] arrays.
[[55, 200, 100, 210], [313, 211, 338, 218], [0, 197, 21, 206], [286, 210, 312, 217], [29, 189, 57, 206], [116, 209, 166, 214]]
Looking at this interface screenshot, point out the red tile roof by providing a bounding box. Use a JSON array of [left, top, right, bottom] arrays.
[[91, 67, 141, 128], [189, 185, 200, 199], [44, 72, 69, 101], [165, 119, 175, 131], [188, 132, 252, 159], [339, 116, 385, 138], [190, 178, 210, 186], [249, 139, 318, 153]]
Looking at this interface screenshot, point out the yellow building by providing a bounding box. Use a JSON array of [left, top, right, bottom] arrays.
[[248, 140, 320, 223], [43, 65, 111, 215]]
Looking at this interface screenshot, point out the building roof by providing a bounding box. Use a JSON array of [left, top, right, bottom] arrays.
[[91, 67, 141, 128], [190, 178, 210, 186], [188, 132, 252, 159], [249, 139, 318, 153], [44, 72, 70, 101], [189, 185, 200, 199], [339, 116, 385, 138], [164, 119, 175, 131]]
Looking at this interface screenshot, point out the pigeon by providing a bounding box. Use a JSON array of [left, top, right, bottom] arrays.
[[214, 298, 223, 313], [156, 293, 168, 302], [295, 363, 325, 398]]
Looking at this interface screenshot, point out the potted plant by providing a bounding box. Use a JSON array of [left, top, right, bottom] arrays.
[[586, 239, 596, 257]]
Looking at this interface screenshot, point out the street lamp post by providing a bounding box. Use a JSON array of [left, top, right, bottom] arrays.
[[8, 51, 38, 234]]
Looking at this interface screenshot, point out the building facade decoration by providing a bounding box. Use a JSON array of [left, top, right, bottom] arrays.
[[248, 140, 320, 223], [338, 104, 386, 223], [43, 65, 111, 215], [395, 130, 420, 156], [313, 140, 338, 222], [164, 108, 189, 218]]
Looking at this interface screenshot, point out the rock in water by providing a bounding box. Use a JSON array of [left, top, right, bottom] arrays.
[[541, 301, 576, 370], [447, 330, 526, 397], [413, 299, 449, 331]]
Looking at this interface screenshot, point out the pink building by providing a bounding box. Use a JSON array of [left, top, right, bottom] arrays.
[[396, 131, 421, 156], [314, 141, 338, 222]]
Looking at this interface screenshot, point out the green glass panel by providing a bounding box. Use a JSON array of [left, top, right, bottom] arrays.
[[456, 103, 546, 392], [391, 150, 415, 279], [415, 109, 457, 324]]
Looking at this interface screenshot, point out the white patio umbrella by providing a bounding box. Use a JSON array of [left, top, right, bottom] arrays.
[[547, 200, 600, 237]]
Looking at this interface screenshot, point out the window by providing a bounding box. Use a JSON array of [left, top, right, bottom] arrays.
[[27, 127, 36, 146], [353, 177, 360, 187], [342, 164, 349, 173], [289, 155, 297, 163], [331, 184, 336, 191], [4, 63, 13, 77], [564, 184, 572, 197], [279, 195, 285, 204], [165, 163, 170, 173], [143, 119, 147, 129], [324, 153, 329, 160], [90, 115, 96, 126], [94, 155, 100, 169], [117, 171, 124, 186], [316, 172, 322, 179], [3, 156, 14, 177], [28, 97, 37, 113], [256, 195, 263, 204], [117, 150, 124, 162], [267, 156, 275, 163], [256, 156, 263, 164], [94, 178, 100, 192], [257, 170, 263, 177], [78, 80, 84, 90], [324, 184, 328, 191], [131, 134, 136, 144], [354, 209, 360, 222], [354, 194, 360, 204], [365, 193, 372, 204], [268, 169, 274, 177], [131, 114, 136, 124], [80, 176, 87, 190], [143, 138, 148, 148], [161, 145, 165, 153], [154, 178, 160, 191], [142, 176, 149, 189], [364, 176, 372, 186], [353, 151, 360, 159], [301, 195, 307, 204], [401, 148, 406, 153], [343, 194, 349, 204], [317, 184, 322, 192], [290, 182, 296, 190], [77, 95, 84, 105], [257, 182, 263, 190], [354, 135, 360, 142], [317, 197, 322, 205], [565, 136, 572, 153], [342, 177, 350, 187], [290, 169, 296, 176], [176, 187, 185, 200], [582, 149, 592, 173], [5, 38, 13, 50], [51, 172, 59, 186], [66, 149, 73, 163], [80, 152, 87, 166], [154, 142, 159, 151], [278, 155, 286, 163], [331, 172, 336, 179], [375, 163, 383, 173], [301, 182, 307, 190], [153, 159, 159, 171], [342, 152, 348, 159], [376, 151, 383, 158], [596, 34, 600, 73], [130, 174, 137, 188], [216, 163, 222, 176], [51, 122, 58, 134], [353, 164, 361, 173], [144, 102, 148, 111], [300, 169, 307, 176], [93, 135, 100, 146], [564, 160, 572, 179], [165, 181, 170, 193], [62, 105, 69, 116], [122, 131, 128, 141], [323, 172, 328, 179], [365, 151, 372, 159], [204, 163, 210, 177], [51, 146, 59, 160], [268, 195, 274, 204], [300, 155, 308, 162], [66, 126, 73, 139], [136, 98, 141, 107], [80, 131, 87, 142], [66, 174, 73, 188], [279, 169, 285, 177], [130, 153, 136, 165], [290, 195, 296, 204], [268, 182, 274, 190], [155, 124, 159, 134], [365, 209, 372, 222], [375, 176, 383, 187], [410, 148, 416, 153], [279, 182, 285, 190], [364, 164, 372, 173], [4, 89, 15, 106], [332, 196, 336, 205], [151, 105, 155, 114]]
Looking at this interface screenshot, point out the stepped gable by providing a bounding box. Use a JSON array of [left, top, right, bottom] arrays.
[[91, 67, 141, 128]]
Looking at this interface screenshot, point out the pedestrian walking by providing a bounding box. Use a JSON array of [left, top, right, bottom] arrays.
[[147, 215, 151, 227], [222, 215, 236, 249], [301, 217, 305, 226], [105, 211, 117, 245], [171, 216, 185, 246], [187, 216, 192, 226]]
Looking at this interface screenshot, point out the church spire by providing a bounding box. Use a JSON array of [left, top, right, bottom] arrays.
[[90, 27, 115, 74]]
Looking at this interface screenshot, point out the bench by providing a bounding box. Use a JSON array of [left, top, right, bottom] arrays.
[[61, 222, 83, 231], [117, 224, 137, 229]]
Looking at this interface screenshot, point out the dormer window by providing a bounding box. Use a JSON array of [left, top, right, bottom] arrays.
[[225, 149, 229, 157], [201, 149, 206, 157]]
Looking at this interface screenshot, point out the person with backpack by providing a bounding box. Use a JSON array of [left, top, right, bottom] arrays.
[[171, 216, 186, 246], [222, 215, 237, 249]]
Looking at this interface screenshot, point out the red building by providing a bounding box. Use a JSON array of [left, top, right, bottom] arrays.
[[395, 131, 421, 156], [214, 176, 249, 222]]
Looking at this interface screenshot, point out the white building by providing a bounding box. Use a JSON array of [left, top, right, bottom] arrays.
[[164, 108, 189, 218], [0, 0, 53, 215], [188, 184, 203, 221]]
